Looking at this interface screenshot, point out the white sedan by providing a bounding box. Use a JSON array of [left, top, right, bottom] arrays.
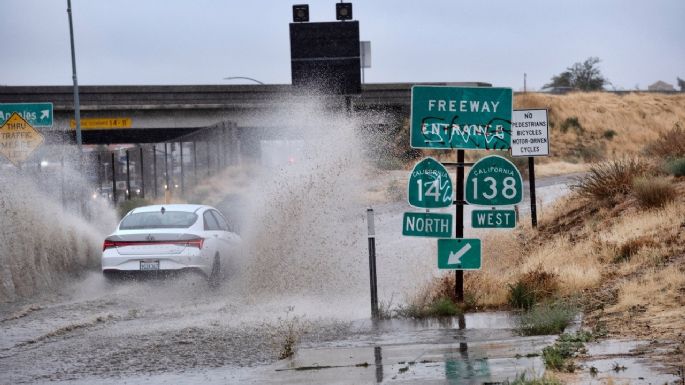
[[102, 204, 241, 284]]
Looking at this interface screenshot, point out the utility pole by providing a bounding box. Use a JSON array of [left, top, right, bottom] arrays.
[[67, 0, 82, 150]]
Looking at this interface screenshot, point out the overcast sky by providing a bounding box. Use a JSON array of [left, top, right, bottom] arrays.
[[1, 0, 683, 90]]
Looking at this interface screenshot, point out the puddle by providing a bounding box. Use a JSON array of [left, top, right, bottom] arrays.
[[571, 339, 681, 385]]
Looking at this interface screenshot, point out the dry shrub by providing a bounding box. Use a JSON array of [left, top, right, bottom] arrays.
[[614, 236, 656, 263], [644, 121, 685, 160], [664, 158, 685, 177], [508, 267, 560, 309], [572, 158, 650, 203], [631, 177, 676, 208], [520, 267, 560, 298]]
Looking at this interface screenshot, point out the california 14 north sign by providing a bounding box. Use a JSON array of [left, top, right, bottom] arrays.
[[407, 157, 453, 209], [465, 155, 523, 206]]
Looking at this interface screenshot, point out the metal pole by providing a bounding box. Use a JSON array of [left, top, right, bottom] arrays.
[[60, 156, 65, 207], [111, 152, 117, 204], [164, 143, 169, 191], [192, 140, 198, 179], [139, 147, 145, 199], [206, 140, 211, 177], [97, 153, 102, 193], [222, 126, 227, 168], [216, 137, 221, 173], [367, 208, 379, 319], [66, 0, 82, 150], [152, 145, 158, 198], [529, 157, 538, 228], [455, 150, 465, 303], [125, 150, 131, 200], [179, 141, 184, 195]]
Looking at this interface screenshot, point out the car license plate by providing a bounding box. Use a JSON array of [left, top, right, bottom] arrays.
[[140, 261, 160, 271]]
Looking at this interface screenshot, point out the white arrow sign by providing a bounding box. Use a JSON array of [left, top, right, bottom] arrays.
[[40, 110, 50, 120], [448, 243, 472, 265]]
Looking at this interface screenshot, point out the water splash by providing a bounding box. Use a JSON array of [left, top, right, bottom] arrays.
[[0, 147, 117, 302]]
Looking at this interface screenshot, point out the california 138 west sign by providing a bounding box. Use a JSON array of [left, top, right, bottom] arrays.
[[465, 155, 523, 206]]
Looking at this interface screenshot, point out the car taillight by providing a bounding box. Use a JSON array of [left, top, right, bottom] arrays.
[[103, 240, 116, 251], [102, 238, 203, 250], [185, 238, 204, 249]]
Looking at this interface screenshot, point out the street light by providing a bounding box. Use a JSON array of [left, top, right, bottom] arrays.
[[223, 76, 264, 85]]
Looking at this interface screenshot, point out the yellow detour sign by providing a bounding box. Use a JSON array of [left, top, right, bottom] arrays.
[[0, 112, 45, 166], [70, 117, 132, 130]]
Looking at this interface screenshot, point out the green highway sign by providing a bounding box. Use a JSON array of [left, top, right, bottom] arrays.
[[471, 209, 516, 229], [410, 86, 512, 150], [403, 212, 452, 238], [465, 155, 523, 206], [438, 238, 481, 270], [408, 157, 453, 209], [0, 103, 53, 127]]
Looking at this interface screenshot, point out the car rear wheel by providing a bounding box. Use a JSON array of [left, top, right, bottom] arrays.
[[208, 254, 221, 288]]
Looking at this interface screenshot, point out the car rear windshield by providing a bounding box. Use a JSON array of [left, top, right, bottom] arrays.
[[119, 211, 198, 230]]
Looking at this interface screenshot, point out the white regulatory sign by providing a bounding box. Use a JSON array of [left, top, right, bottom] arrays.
[[511, 109, 549, 157]]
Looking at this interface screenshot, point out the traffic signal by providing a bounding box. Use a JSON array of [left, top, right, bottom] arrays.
[[336, 3, 352, 21], [292, 4, 309, 22]]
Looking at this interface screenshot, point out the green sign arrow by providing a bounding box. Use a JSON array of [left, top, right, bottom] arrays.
[[408, 157, 453, 209], [403, 212, 452, 237], [465, 155, 523, 206], [471, 209, 516, 228], [410, 86, 512, 150], [438, 238, 481, 270], [0, 103, 53, 127]]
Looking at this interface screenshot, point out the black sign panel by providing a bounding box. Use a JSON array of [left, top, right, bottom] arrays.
[[289, 21, 361, 95]]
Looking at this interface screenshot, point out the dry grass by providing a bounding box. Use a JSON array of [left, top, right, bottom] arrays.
[[610, 265, 685, 313], [643, 121, 685, 160], [631, 176, 677, 208]]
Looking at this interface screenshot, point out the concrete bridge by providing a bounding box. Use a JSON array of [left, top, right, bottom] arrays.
[[0, 82, 489, 145]]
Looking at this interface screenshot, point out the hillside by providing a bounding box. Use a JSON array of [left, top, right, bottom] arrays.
[[514, 92, 685, 162]]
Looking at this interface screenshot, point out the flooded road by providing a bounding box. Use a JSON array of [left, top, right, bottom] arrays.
[[0, 176, 578, 384]]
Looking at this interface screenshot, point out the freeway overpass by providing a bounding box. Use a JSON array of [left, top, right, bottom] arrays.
[[0, 82, 489, 145]]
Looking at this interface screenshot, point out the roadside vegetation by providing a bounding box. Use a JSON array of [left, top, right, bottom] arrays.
[[401, 121, 685, 372]]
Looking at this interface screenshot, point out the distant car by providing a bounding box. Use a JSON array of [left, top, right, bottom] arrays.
[[102, 204, 241, 285]]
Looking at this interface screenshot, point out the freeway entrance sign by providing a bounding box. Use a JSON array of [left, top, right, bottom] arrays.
[[402, 212, 452, 238], [0, 113, 45, 166], [465, 155, 523, 206], [408, 157, 453, 209], [410, 86, 512, 150], [438, 238, 481, 270], [0, 103, 53, 127], [471, 209, 516, 229]]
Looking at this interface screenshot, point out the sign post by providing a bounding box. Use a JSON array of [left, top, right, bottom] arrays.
[[511, 109, 549, 228], [407, 85, 514, 304]]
